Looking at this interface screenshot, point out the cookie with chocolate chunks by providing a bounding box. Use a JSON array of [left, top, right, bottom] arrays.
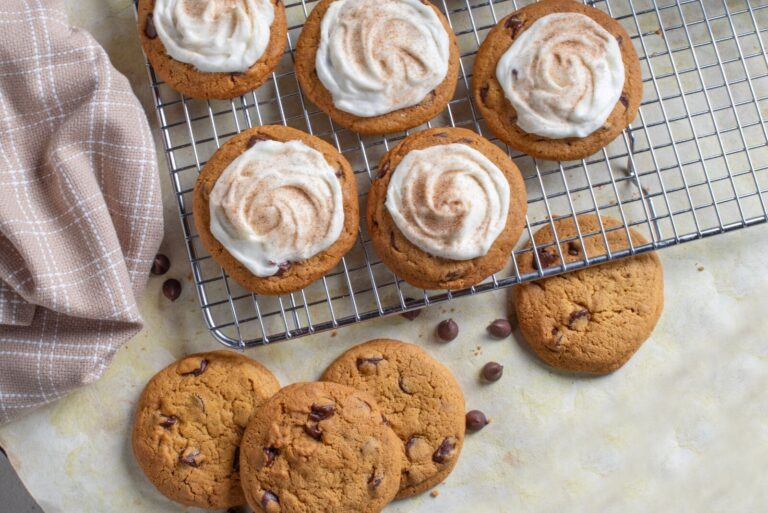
[[322, 339, 466, 498], [132, 351, 280, 508], [239, 381, 403, 513]]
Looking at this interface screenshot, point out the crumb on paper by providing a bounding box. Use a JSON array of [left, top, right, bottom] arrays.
[[330, 330, 337, 338], [430, 490, 440, 498], [697, 265, 704, 272]]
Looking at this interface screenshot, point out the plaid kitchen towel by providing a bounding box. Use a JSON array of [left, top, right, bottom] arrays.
[[0, 0, 163, 424]]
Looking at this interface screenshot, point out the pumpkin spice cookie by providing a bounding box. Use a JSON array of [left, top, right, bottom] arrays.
[[366, 127, 527, 290], [513, 214, 664, 374], [131, 351, 280, 508], [473, 0, 642, 161], [295, 0, 460, 134], [239, 381, 403, 513], [322, 339, 466, 498], [193, 125, 359, 295], [137, 0, 287, 99]]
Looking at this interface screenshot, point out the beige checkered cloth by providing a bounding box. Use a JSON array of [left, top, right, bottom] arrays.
[[0, 0, 163, 425]]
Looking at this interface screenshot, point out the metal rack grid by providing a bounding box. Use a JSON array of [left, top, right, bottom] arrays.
[[140, 0, 768, 348]]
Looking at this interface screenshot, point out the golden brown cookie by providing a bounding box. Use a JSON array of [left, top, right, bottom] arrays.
[[472, 0, 642, 161], [132, 351, 280, 508], [294, 0, 460, 134], [239, 381, 403, 513], [366, 127, 527, 290], [137, 0, 287, 99], [322, 339, 466, 498], [192, 125, 359, 295], [513, 214, 664, 374]]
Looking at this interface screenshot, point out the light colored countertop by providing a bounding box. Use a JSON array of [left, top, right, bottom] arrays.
[[2, 1, 768, 512]]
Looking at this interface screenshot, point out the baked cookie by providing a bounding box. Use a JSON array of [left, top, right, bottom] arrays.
[[193, 125, 359, 295], [366, 127, 527, 290], [513, 214, 664, 374], [138, 0, 287, 99], [295, 0, 459, 134], [473, 0, 642, 161], [132, 351, 280, 508], [322, 339, 466, 498], [239, 381, 403, 513]]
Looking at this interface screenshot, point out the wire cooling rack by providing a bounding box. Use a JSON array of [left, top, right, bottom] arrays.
[[139, 0, 768, 348]]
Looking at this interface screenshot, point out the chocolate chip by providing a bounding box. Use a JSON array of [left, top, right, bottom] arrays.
[[162, 278, 182, 301], [181, 359, 208, 377], [487, 319, 512, 339], [546, 328, 564, 351], [144, 14, 157, 39], [231, 71, 244, 77], [356, 356, 384, 371], [433, 132, 449, 138], [247, 135, 268, 148], [436, 319, 459, 342], [568, 241, 580, 256], [263, 447, 279, 467], [504, 16, 523, 38], [533, 248, 558, 270], [309, 403, 335, 421], [151, 254, 170, 275], [390, 231, 398, 251], [568, 309, 591, 328], [269, 261, 291, 276], [616, 34, 624, 45], [159, 415, 177, 428], [432, 437, 457, 464], [335, 166, 344, 178], [512, 69, 519, 80], [261, 491, 279, 510], [465, 410, 489, 432], [179, 448, 202, 467], [304, 423, 322, 440], [620, 93, 629, 108], [232, 446, 240, 472], [398, 374, 414, 395], [479, 84, 489, 105], [444, 269, 464, 281], [481, 361, 504, 382], [405, 436, 421, 460], [381, 413, 390, 426], [367, 468, 384, 489], [377, 162, 389, 179]]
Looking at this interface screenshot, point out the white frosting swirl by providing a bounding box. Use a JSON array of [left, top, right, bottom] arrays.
[[209, 139, 344, 277], [153, 0, 275, 73], [315, 0, 450, 117], [495, 12, 625, 139], [385, 143, 510, 260]]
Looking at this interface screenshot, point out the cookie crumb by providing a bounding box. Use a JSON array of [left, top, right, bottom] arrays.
[[331, 330, 337, 337], [430, 490, 440, 498], [697, 265, 704, 272]]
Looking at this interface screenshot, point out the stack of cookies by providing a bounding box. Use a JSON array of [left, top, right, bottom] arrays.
[[132, 340, 466, 511]]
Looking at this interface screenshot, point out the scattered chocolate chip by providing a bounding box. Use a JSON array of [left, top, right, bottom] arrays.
[[433, 132, 449, 138], [487, 319, 512, 339], [356, 356, 384, 371], [261, 491, 279, 510], [159, 415, 177, 428], [400, 299, 422, 321], [398, 374, 414, 395], [232, 446, 240, 472], [162, 278, 182, 301], [533, 248, 558, 270], [151, 254, 170, 275], [181, 359, 208, 377], [309, 403, 335, 421], [179, 448, 202, 467], [620, 93, 629, 108], [377, 162, 389, 179], [432, 437, 457, 464], [546, 328, 564, 351], [568, 309, 591, 328], [436, 319, 459, 342], [466, 410, 489, 432], [263, 447, 279, 467], [479, 84, 489, 105], [367, 468, 384, 489], [567, 241, 580, 256], [481, 361, 504, 382], [144, 14, 157, 39], [304, 423, 322, 440], [504, 16, 523, 38]]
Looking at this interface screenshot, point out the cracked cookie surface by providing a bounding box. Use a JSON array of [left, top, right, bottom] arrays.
[[240, 381, 403, 513], [322, 339, 466, 498], [513, 214, 664, 374], [132, 351, 280, 508]]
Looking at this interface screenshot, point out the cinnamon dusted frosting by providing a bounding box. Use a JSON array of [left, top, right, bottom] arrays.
[[153, 0, 275, 73], [315, 0, 450, 117], [495, 12, 625, 139], [385, 144, 510, 260], [208, 140, 344, 277]]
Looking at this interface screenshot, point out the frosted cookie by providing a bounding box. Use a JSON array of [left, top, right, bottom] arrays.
[[138, 0, 287, 99], [322, 339, 466, 498], [366, 127, 527, 290], [473, 0, 642, 161], [513, 214, 664, 374], [239, 381, 403, 513], [295, 0, 460, 134], [192, 125, 359, 294], [131, 351, 280, 508]]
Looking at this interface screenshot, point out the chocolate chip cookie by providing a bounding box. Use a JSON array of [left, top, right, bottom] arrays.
[[513, 214, 664, 374], [132, 351, 280, 508], [322, 339, 466, 498], [239, 381, 403, 513]]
